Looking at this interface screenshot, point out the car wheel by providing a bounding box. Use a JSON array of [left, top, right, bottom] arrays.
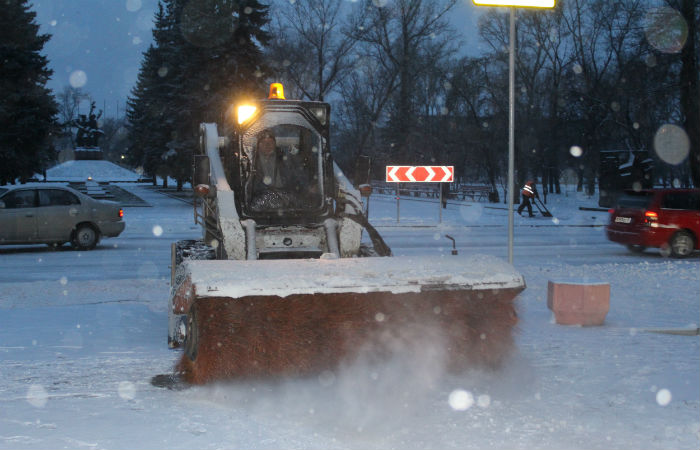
[[669, 231, 695, 258], [72, 224, 98, 250], [626, 244, 646, 253]]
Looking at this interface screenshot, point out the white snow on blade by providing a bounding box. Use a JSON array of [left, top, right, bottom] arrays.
[[182, 254, 525, 298]]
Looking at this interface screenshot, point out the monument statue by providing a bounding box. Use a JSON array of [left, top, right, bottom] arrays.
[[74, 101, 104, 148]]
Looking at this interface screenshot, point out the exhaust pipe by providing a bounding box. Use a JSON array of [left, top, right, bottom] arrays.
[[241, 219, 257, 260], [324, 218, 341, 258]]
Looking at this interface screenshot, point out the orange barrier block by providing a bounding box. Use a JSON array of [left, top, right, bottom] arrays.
[[547, 281, 610, 326]]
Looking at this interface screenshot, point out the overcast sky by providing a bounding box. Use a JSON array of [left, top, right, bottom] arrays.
[[32, 0, 483, 120]]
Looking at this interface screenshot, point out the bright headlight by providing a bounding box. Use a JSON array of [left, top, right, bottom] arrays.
[[237, 105, 257, 124]]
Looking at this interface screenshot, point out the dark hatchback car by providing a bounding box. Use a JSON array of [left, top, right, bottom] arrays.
[[0, 183, 125, 250], [606, 188, 700, 258]]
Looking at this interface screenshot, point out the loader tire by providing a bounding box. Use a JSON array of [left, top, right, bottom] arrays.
[[174, 240, 215, 266], [184, 304, 199, 362]]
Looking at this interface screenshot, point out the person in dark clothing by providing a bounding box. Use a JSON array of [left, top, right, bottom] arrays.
[[517, 180, 538, 217]]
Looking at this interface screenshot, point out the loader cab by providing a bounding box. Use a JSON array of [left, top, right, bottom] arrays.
[[231, 88, 334, 225]]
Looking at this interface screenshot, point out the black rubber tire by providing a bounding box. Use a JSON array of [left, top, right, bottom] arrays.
[[184, 304, 199, 362], [626, 244, 646, 254], [175, 239, 216, 265], [669, 231, 695, 258], [72, 224, 98, 250]]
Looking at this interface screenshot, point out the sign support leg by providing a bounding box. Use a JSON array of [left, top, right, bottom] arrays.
[[396, 184, 400, 223]]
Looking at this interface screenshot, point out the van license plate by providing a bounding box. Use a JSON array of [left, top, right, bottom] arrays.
[[615, 217, 632, 224]]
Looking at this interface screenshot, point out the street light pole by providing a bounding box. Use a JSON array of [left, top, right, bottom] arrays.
[[507, 6, 516, 264], [472, 0, 554, 264]]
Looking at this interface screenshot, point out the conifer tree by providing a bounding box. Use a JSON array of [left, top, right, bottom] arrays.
[[0, 0, 58, 184], [127, 0, 270, 190]]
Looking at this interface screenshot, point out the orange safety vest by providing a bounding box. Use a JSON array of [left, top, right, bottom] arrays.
[[521, 182, 535, 198]]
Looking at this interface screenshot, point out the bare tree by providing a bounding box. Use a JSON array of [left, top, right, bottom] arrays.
[[267, 0, 357, 101], [55, 85, 86, 148], [447, 56, 506, 200], [350, 0, 458, 159]]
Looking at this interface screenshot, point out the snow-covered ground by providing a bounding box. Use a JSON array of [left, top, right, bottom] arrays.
[[44, 160, 143, 182], [0, 182, 698, 449]]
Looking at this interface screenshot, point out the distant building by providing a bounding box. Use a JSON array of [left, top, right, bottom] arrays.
[[599, 150, 654, 207]]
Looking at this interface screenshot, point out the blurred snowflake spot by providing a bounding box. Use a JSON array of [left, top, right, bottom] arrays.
[[27, 384, 48, 408], [656, 388, 672, 406], [118, 381, 136, 400], [69, 70, 87, 88], [644, 7, 687, 54], [50, 20, 57, 26], [372, 0, 388, 7], [375, 312, 385, 322], [433, 233, 440, 241], [644, 54, 657, 68], [460, 203, 483, 223], [632, 181, 643, 192], [477, 394, 491, 408], [60, 276, 68, 285], [569, 146, 583, 157], [263, 175, 272, 185], [157, 66, 168, 77], [318, 370, 335, 387], [573, 63, 583, 74], [132, 36, 142, 45], [654, 124, 689, 165], [448, 389, 474, 411], [152, 225, 163, 237], [126, 0, 142, 12]]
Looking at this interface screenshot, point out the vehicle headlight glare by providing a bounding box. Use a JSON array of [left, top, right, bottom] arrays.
[[237, 105, 257, 124]]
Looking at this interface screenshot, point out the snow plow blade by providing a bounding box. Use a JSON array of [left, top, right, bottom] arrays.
[[170, 255, 525, 384]]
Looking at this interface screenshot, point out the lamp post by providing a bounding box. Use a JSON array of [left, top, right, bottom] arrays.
[[472, 0, 555, 264]]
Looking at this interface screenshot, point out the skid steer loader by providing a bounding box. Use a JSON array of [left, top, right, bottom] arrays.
[[167, 83, 526, 384]]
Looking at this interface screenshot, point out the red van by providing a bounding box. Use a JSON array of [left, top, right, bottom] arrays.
[[606, 188, 700, 258]]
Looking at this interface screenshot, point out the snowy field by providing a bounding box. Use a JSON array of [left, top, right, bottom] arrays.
[[0, 183, 698, 449]]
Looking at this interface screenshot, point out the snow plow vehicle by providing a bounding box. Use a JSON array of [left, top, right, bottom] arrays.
[[167, 83, 526, 384]]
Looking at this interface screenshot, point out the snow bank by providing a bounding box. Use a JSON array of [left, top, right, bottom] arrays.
[[44, 160, 142, 182]]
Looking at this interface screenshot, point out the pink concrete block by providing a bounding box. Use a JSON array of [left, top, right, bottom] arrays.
[[547, 281, 610, 326]]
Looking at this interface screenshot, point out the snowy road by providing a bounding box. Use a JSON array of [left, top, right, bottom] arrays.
[[0, 185, 698, 449]]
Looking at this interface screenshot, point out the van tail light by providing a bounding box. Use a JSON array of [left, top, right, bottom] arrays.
[[644, 210, 658, 226], [608, 209, 615, 214], [119, 208, 124, 219]]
